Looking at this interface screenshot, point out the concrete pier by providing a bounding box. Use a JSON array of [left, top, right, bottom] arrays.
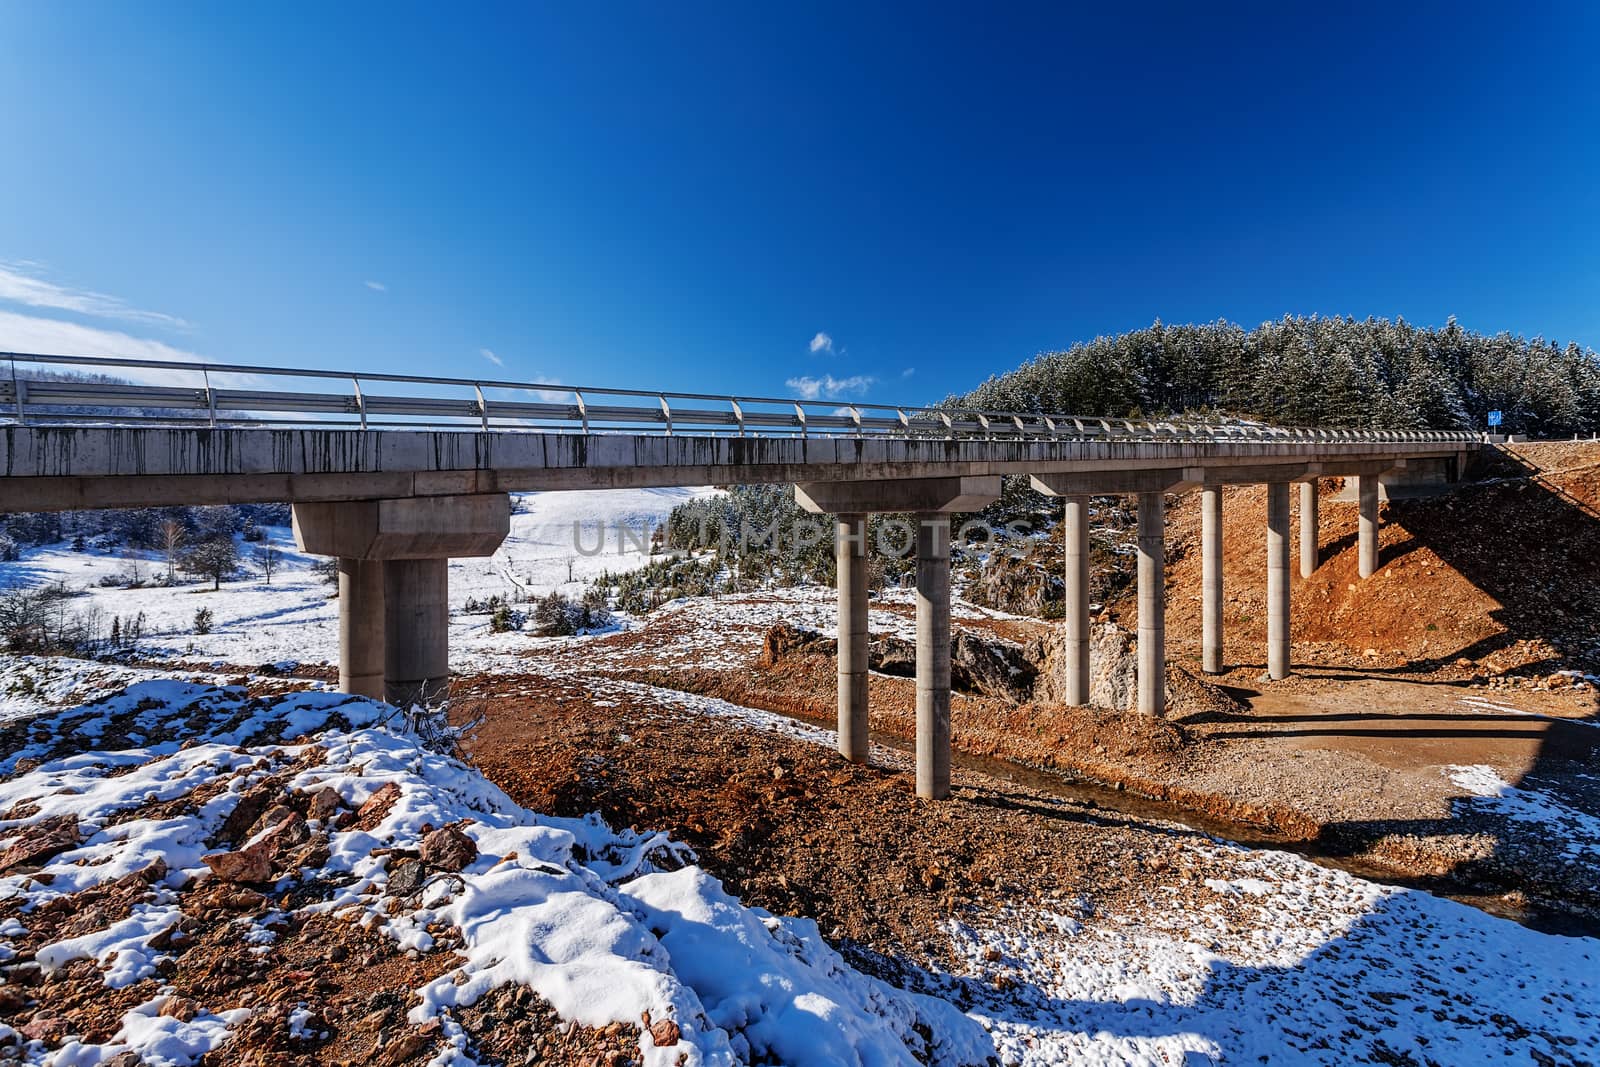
[[292, 493, 510, 704], [915, 514, 952, 799], [1299, 481, 1319, 578], [338, 558, 386, 699], [1063, 495, 1091, 705], [1267, 482, 1291, 680], [1136, 491, 1166, 716], [1201, 487, 1223, 675], [383, 557, 450, 707], [835, 514, 869, 763], [1358, 475, 1379, 578]]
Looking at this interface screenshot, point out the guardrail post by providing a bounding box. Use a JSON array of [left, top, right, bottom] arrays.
[[794, 402, 807, 439], [474, 384, 490, 431], [202, 368, 217, 427], [9, 358, 24, 425], [660, 395, 673, 436], [575, 391, 589, 434], [730, 399, 745, 437]]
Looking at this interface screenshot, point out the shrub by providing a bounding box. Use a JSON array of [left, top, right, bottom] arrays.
[[193, 606, 214, 635]]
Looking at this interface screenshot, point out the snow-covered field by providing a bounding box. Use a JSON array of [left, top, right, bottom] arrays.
[[0, 488, 720, 668]]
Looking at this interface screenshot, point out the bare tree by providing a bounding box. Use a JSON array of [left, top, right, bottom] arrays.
[[253, 541, 281, 585], [160, 519, 186, 585]]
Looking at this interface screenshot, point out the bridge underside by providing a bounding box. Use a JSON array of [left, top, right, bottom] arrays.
[[0, 426, 1475, 800]]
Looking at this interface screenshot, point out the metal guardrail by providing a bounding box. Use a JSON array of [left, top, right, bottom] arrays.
[[0, 351, 1482, 445]]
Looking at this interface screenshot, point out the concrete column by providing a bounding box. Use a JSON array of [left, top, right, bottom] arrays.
[[1357, 475, 1379, 578], [915, 514, 952, 800], [1063, 495, 1091, 705], [835, 514, 869, 763], [384, 557, 450, 707], [338, 558, 386, 699], [1200, 487, 1223, 675], [1267, 482, 1291, 680], [1135, 492, 1166, 716], [1299, 481, 1319, 579]]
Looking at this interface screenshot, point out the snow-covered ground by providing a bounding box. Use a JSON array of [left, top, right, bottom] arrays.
[[2, 655, 1596, 1065], [3, 489, 1599, 1064], [0, 487, 720, 668], [0, 668, 989, 1066]]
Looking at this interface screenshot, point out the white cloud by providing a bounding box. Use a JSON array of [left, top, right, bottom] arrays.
[[480, 348, 504, 367], [0, 309, 228, 386], [0, 261, 189, 330], [785, 374, 875, 401], [901, 367, 915, 378], [365, 280, 387, 292], [809, 331, 834, 355]]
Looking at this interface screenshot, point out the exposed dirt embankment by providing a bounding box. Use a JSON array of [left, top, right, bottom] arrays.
[[1148, 441, 1600, 684]]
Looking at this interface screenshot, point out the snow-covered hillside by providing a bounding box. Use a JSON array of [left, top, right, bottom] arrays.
[[0, 488, 720, 668]]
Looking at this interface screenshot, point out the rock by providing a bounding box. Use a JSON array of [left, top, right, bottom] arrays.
[[649, 1019, 681, 1047], [357, 782, 403, 825], [159, 997, 199, 1023], [303, 786, 342, 822], [20, 1015, 70, 1043], [386, 857, 428, 896], [218, 786, 276, 845], [203, 845, 275, 884], [420, 825, 477, 872], [0, 814, 79, 873], [950, 631, 1037, 702], [202, 812, 309, 884], [757, 622, 832, 667]]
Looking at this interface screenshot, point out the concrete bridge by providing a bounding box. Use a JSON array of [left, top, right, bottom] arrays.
[[0, 352, 1481, 798]]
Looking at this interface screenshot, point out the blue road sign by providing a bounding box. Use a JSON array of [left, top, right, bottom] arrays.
[[1487, 410, 1503, 428]]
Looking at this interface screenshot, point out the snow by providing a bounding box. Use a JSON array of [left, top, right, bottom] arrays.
[[1448, 763, 1600, 866], [0, 487, 720, 669], [0, 673, 989, 1066], [943, 843, 1599, 1066]]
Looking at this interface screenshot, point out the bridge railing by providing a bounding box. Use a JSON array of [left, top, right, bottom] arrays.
[[0, 351, 1482, 445]]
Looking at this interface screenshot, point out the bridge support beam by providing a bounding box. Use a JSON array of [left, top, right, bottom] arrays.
[[1267, 482, 1292, 680], [1357, 475, 1380, 578], [835, 514, 869, 763], [1063, 495, 1091, 705], [1201, 487, 1223, 674], [1299, 481, 1319, 578], [915, 514, 952, 799], [1136, 491, 1166, 716], [338, 558, 386, 699]]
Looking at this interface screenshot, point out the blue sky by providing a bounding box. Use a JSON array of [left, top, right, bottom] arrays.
[[2, 3, 1597, 405]]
